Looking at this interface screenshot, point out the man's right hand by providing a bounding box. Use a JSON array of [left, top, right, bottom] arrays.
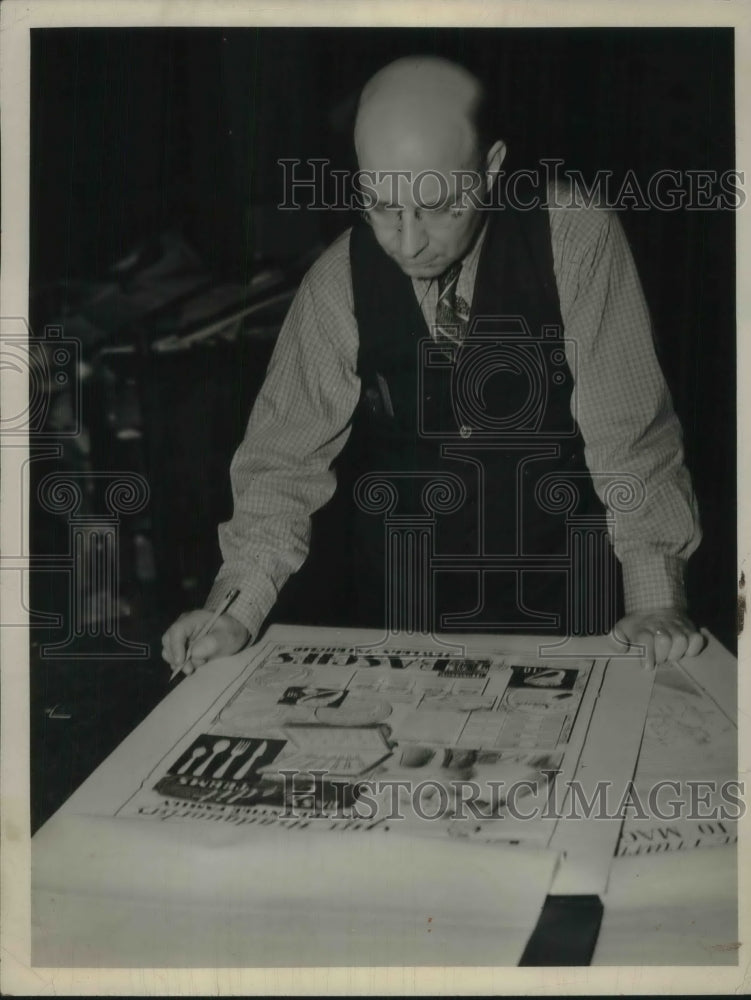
[[161, 611, 250, 675]]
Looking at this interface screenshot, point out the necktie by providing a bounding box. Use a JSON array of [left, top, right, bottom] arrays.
[[434, 262, 470, 351]]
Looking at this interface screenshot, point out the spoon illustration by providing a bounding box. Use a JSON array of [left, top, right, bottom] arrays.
[[176, 745, 208, 774], [193, 738, 231, 776]]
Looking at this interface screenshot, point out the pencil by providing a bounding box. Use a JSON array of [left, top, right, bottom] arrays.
[[169, 587, 241, 682]]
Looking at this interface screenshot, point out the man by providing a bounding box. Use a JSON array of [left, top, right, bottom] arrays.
[[163, 56, 704, 674]]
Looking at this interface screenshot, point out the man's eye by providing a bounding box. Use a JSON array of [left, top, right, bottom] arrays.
[[433, 205, 465, 218], [421, 203, 465, 216]]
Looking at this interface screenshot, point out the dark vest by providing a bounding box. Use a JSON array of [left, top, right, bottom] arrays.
[[272, 196, 621, 635]]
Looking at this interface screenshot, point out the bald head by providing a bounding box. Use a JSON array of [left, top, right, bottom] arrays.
[[354, 57, 488, 176], [353, 57, 504, 279]]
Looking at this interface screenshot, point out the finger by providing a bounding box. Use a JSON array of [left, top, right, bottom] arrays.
[[634, 629, 656, 671], [612, 616, 639, 648], [612, 620, 629, 646], [686, 631, 706, 657], [161, 630, 177, 663], [666, 631, 689, 663], [172, 612, 213, 665], [169, 622, 192, 667], [653, 630, 674, 664]]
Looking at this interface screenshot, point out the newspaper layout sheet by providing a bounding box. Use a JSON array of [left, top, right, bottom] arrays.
[[615, 658, 738, 856], [118, 632, 608, 848]]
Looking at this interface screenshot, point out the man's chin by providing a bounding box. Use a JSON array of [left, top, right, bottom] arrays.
[[398, 260, 445, 279]]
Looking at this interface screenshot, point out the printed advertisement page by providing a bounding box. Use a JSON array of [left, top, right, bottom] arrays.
[[117, 628, 607, 848]]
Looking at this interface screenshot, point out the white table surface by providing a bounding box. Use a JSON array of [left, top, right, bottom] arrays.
[[592, 629, 738, 965], [30, 625, 738, 968]]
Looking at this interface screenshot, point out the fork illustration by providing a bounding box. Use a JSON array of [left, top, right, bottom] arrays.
[[233, 740, 269, 780], [213, 739, 251, 778]]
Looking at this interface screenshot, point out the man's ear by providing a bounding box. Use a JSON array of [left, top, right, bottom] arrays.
[[484, 140, 507, 193]]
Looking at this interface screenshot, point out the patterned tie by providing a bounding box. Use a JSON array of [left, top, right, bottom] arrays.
[[434, 262, 470, 351]]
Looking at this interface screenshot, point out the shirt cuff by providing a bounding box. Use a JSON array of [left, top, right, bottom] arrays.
[[620, 554, 688, 615], [204, 577, 269, 644]]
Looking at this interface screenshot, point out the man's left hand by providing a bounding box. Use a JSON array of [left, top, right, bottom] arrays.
[[614, 608, 705, 670]]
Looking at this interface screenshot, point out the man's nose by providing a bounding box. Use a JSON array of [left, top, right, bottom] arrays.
[[399, 210, 429, 258]]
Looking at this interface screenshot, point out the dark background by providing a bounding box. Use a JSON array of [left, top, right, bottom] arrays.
[[29, 28, 736, 830]]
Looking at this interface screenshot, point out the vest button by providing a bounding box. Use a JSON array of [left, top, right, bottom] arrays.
[[459, 424, 472, 439]]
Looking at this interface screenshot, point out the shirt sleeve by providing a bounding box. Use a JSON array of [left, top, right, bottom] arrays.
[[551, 201, 702, 614], [205, 232, 361, 638]]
